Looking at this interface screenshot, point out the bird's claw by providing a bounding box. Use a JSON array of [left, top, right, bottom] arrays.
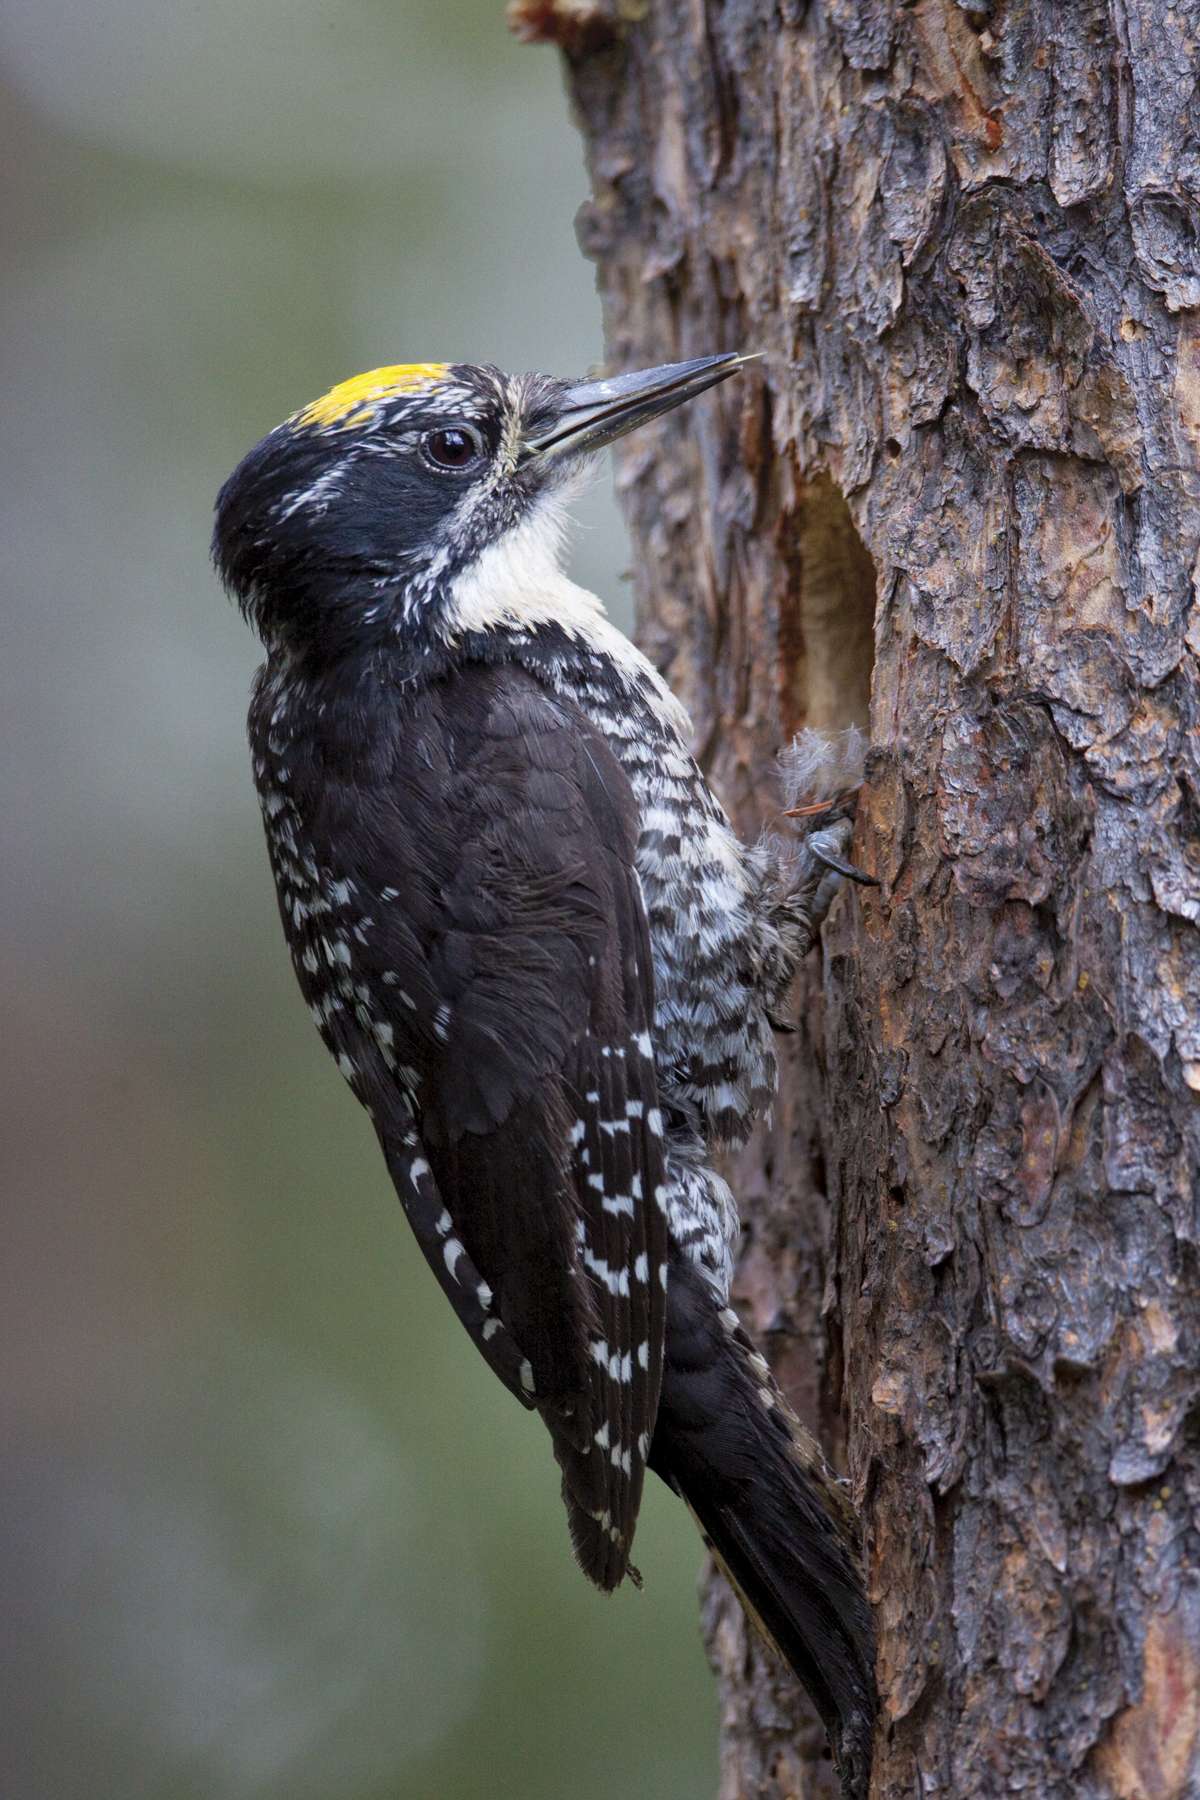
[[810, 842, 880, 887]]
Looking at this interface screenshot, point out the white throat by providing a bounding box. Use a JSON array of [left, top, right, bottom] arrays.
[[441, 499, 693, 742], [444, 501, 603, 638]]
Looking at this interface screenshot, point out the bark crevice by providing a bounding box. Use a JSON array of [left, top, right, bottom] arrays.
[[780, 473, 876, 736]]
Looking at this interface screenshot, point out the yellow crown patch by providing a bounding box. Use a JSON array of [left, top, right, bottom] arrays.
[[296, 363, 450, 431]]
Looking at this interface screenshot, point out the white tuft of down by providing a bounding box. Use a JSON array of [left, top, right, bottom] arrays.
[[777, 725, 869, 813]]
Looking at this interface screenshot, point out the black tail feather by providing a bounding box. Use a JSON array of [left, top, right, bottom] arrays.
[[649, 1254, 876, 1798]]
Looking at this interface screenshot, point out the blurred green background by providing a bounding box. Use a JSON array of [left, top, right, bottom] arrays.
[[1, 3, 716, 1796]]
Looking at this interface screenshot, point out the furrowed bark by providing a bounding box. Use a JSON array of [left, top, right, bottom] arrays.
[[516, 2, 1200, 1794]]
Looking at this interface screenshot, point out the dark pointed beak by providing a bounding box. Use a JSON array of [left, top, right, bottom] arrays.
[[524, 353, 752, 461]]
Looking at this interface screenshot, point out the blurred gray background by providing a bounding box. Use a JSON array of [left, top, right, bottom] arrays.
[[1, 3, 716, 1796]]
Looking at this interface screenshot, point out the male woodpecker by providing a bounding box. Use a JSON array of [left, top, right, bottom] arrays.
[[213, 356, 877, 1793]]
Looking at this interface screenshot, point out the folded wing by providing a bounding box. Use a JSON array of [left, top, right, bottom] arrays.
[[296, 661, 668, 1587]]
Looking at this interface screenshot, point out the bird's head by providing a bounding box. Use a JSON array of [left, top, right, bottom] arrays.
[[213, 355, 745, 657]]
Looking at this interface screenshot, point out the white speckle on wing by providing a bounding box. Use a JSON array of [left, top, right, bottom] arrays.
[[590, 1340, 632, 1383], [581, 1247, 630, 1297]]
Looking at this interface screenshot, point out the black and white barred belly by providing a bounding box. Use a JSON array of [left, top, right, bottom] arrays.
[[523, 629, 789, 1300], [531, 629, 782, 1148]]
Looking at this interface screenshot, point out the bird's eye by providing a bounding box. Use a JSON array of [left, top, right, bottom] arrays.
[[421, 426, 485, 472]]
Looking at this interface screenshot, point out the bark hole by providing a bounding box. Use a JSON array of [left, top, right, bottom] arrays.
[[780, 475, 876, 735]]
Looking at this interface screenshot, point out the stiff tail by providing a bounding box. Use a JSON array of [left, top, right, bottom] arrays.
[[649, 1253, 876, 1798]]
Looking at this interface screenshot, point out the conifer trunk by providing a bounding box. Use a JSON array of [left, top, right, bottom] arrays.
[[515, 2, 1200, 1793]]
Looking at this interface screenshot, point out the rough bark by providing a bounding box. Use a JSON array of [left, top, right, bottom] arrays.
[[514, 2, 1200, 1795]]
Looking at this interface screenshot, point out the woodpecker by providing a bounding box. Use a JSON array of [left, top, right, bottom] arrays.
[[214, 356, 877, 1793]]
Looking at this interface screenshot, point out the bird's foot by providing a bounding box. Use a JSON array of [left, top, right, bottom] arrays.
[[808, 829, 879, 888], [794, 817, 869, 939]]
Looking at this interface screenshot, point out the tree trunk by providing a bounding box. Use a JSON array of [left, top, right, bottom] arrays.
[[513, 2, 1200, 1794]]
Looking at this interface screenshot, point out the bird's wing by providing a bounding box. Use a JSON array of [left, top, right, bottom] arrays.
[[297, 660, 668, 1588]]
